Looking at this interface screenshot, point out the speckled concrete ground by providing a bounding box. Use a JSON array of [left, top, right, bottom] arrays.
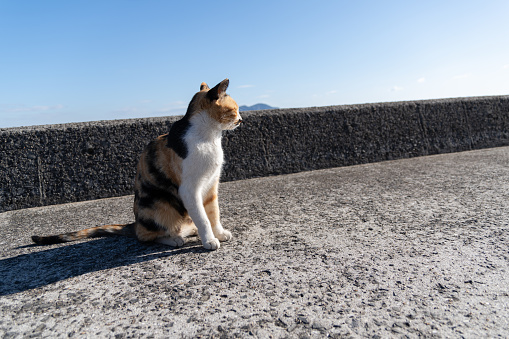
[[1, 147, 508, 338]]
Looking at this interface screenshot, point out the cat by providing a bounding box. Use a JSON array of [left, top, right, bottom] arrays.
[[32, 78, 242, 250]]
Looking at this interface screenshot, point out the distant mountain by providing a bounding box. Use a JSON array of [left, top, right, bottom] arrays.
[[239, 103, 278, 112]]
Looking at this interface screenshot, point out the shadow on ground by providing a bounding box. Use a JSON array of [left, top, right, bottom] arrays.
[[0, 237, 205, 295]]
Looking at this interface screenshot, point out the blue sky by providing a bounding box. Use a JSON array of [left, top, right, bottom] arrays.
[[1, 1, 508, 128]]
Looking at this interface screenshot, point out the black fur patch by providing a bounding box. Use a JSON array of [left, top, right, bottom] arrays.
[[138, 218, 165, 232], [166, 117, 190, 159], [207, 79, 229, 101], [137, 195, 154, 209], [140, 181, 187, 216], [145, 144, 179, 190], [207, 86, 220, 101], [32, 235, 66, 245]]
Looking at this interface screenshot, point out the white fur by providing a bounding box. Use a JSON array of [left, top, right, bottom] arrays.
[[178, 111, 227, 250]]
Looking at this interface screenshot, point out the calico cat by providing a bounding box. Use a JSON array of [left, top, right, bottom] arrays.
[[32, 79, 242, 250]]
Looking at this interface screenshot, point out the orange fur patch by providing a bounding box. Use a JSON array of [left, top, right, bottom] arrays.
[[135, 199, 188, 241], [206, 95, 239, 125], [134, 224, 167, 242], [203, 180, 220, 227], [155, 138, 182, 186]]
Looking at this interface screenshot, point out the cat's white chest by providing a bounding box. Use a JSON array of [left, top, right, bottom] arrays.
[[192, 138, 223, 170], [181, 113, 224, 189]]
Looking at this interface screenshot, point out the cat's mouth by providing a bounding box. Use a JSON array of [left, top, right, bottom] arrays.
[[225, 119, 242, 130]]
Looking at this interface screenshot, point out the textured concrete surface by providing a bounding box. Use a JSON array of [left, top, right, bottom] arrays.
[[1, 147, 509, 338], [2, 95, 509, 212]]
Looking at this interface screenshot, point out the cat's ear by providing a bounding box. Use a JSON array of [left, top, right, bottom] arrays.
[[200, 82, 210, 91], [206, 78, 229, 101]]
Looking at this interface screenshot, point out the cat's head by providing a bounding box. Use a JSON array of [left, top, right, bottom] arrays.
[[186, 79, 242, 130]]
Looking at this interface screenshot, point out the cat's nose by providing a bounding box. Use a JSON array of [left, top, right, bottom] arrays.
[[236, 119, 242, 125]]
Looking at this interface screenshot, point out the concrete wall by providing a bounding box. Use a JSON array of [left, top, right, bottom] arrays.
[[1, 95, 508, 212]]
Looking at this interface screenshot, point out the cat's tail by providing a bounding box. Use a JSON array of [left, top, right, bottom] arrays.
[[31, 223, 136, 245]]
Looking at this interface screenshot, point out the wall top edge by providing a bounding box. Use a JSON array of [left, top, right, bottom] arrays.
[[2, 95, 508, 133]]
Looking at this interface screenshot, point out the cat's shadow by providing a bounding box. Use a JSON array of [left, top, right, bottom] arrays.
[[0, 237, 207, 296]]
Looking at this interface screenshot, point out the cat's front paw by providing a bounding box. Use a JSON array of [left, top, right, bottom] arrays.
[[216, 230, 232, 242], [203, 238, 220, 250]]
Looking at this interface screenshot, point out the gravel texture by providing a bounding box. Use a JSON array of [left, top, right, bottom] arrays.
[[1, 147, 509, 338]]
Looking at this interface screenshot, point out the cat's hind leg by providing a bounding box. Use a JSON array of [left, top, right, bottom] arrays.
[[155, 236, 186, 247], [154, 218, 197, 248], [180, 217, 198, 237]]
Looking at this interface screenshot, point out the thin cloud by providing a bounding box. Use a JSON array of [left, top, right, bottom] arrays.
[[113, 101, 187, 115], [390, 86, 404, 92], [153, 107, 186, 116], [166, 101, 186, 108], [326, 90, 337, 95], [453, 73, 471, 80], [2, 104, 64, 113], [111, 106, 143, 115], [417, 77, 426, 83], [154, 101, 187, 113], [112, 104, 186, 117]]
